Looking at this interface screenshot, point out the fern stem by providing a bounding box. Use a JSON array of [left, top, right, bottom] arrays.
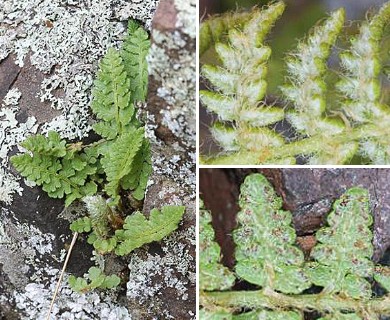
[[203, 122, 390, 165], [201, 289, 390, 316]]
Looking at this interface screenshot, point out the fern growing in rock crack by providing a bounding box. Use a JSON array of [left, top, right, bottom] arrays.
[[11, 21, 152, 207], [10, 21, 185, 292], [200, 173, 390, 319], [200, 1, 390, 165]]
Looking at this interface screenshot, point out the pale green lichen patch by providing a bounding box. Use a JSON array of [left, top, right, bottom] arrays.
[[0, 88, 38, 204]]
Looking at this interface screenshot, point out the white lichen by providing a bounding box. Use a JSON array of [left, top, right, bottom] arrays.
[[0, 167, 23, 205], [0, 88, 38, 205], [0, 208, 55, 287], [3, 88, 22, 106], [14, 272, 132, 320], [127, 226, 195, 303]]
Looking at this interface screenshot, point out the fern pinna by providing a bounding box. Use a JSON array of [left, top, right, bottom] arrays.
[[10, 21, 185, 292], [200, 1, 390, 165], [200, 173, 390, 319]]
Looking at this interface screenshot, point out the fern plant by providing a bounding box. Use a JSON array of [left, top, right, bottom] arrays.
[[200, 1, 390, 165], [11, 21, 151, 207], [10, 21, 186, 292], [200, 173, 390, 319]]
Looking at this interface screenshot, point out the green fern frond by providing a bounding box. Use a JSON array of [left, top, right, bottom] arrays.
[[115, 205, 185, 256], [10, 132, 97, 207], [70, 217, 92, 233], [200, 199, 235, 292], [100, 127, 145, 204], [69, 266, 120, 293], [121, 20, 150, 103], [120, 139, 152, 201], [91, 47, 133, 138], [20, 131, 67, 157]]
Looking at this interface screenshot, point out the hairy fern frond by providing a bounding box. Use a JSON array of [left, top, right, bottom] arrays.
[[200, 2, 390, 165], [199, 199, 235, 291], [201, 2, 285, 154], [282, 9, 345, 137], [200, 173, 390, 319], [338, 2, 390, 163], [338, 3, 390, 124]]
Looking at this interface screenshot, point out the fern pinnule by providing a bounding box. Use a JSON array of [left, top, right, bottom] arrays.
[[307, 188, 374, 299], [234, 174, 310, 294], [200, 10, 254, 56]]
